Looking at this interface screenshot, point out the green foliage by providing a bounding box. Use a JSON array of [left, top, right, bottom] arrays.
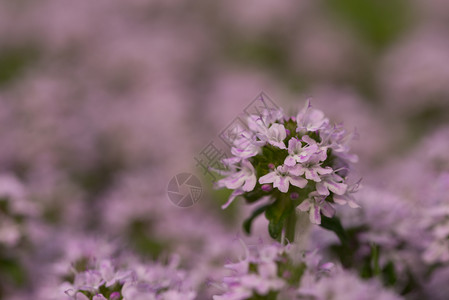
[[325, 0, 410, 49], [128, 219, 167, 259], [265, 194, 294, 240], [247, 291, 279, 300], [0, 46, 39, 87], [320, 215, 349, 246], [277, 258, 307, 287], [243, 203, 271, 234], [0, 253, 27, 297]]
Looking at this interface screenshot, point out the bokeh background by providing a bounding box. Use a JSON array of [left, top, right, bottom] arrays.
[[0, 0, 449, 299]]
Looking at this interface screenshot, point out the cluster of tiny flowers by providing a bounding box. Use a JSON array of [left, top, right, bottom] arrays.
[[60, 255, 195, 300], [212, 241, 332, 300], [212, 242, 289, 300], [213, 241, 402, 300], [215, 101, 358, 225], [0, 174, 38, 247], [297, 266, 404, 300], [423, 173, 449, 264]]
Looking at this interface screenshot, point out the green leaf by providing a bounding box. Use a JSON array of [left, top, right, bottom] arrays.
[[382, 261, 397, 287], [264, 195, 294, 240], [268, 218, 284, 239], [243, 186, 265, 203], [319, 215, 349, 246], [243, 204, 271, 234]]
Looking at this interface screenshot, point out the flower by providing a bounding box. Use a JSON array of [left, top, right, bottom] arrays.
[[265, 123, 287, 149], [284, 137, 319, 166], [297, 192, 336, 224], [289, 153, 333, 182], [259, 165, 307, 193], [212, 99, 358, 233], [216, 160, 257, 192], [213, 241, 286, 300], [315, 173, 348, 196], [297, 267, 404, 300], [230, 128, 261, 159], [296, 100, 329, 132], [333, 180, 361, 208]]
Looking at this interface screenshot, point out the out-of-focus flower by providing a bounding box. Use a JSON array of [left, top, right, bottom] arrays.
[[297, 266, 404, 300]]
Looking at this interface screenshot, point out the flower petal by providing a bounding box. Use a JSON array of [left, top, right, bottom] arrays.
[[326, 181, 347, 195], [321, 202, 336, 218], [259, 172, 277, 184], [297, 199, 311, 212], [242, 174, 257, 192], [289, 176, 308, 189], [221, 189, 244, 209], [309, 204, 321, 224], [275, 177, 289, 193], [316, 182, 329, 195], [284, 156, 296, 166], [305, 168, 321, 182], [289, 165, 305, 176]]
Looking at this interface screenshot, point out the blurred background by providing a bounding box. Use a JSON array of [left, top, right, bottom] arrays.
[[0, 0, 448, 299]]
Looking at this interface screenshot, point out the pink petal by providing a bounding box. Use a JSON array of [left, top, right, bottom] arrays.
[[309, 204, 321, 224], [288, 138, 299, 152], [333, 195, 347, 205], [225, 173, 246, 189], [259, 172, 277, 184], [289, 165, 305, 176], [297, 199, 311, 212], [316, 182, 330, 195], [305, 169, 321, 182], [289, 176, 307, 189], [284, 156, 296, 166], [276, 177, 289, 193], [242, 175, 257, 191], [348, 200, 360, 208], [321, 202, 336, 218], [326, 181, 347, 195], [221, 190, 244, 209]]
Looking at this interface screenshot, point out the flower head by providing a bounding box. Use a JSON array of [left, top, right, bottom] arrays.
[[213, 99, 358, 236]]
